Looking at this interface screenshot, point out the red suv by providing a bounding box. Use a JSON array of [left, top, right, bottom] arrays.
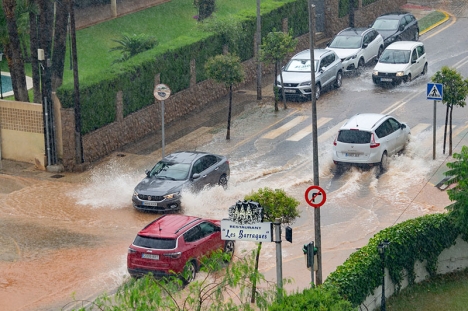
[[127, 214, 235, 283]]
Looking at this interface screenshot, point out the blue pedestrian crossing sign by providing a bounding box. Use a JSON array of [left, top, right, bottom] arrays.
[[427, 83, 443, 100]]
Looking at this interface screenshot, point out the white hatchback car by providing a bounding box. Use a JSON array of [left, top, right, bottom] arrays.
[[326, 27, 384, 73], [332, 113, 410, 171], [372, 41, 428, 85]]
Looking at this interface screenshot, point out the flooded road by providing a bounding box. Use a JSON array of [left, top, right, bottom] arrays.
[[0, 75, 462, 310]]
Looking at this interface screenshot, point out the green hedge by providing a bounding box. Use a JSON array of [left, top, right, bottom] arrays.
[[323, 213, 461, 306], [268, 213, 462, 309], [56, 0, 310, 135]]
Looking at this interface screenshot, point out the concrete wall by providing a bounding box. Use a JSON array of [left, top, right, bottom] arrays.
[[361, 236, 468, 311], [0, 99, 45, 167]]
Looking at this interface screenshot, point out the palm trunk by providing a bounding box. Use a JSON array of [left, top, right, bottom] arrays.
[[279, 61, 287, 110], [51, 0, 71, 90], [29, 11, 41, 103], [3, 0, 29, 101]]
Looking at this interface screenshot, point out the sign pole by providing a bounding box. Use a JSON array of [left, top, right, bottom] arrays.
[[154, 84, 171, 159], [433, 99, 436, 160], [274, 218, 283, 300], [161, 99, 165, 158]]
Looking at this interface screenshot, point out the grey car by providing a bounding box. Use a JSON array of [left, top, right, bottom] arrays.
[[370, 12, 419, 48], [275, 49, 343, 100], [132, 151, 230, 212]]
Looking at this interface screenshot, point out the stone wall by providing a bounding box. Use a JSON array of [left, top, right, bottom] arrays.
[[58, 0, 406, 171]]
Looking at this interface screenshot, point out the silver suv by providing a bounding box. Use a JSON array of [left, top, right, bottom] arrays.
[[275, 49, 343, 100], [332, 113, 410, 171]]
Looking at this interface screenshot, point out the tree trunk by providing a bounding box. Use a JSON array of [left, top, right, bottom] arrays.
[[279, 61, 287, 110], [443, 103, 449, 154], [3, 0, 29, 102], [250, 242, 262, 303], [51, 0, 71, 90], [274, 62, 279, 111], [449, 103, 453, 155], [29, 11, 41, 103], [226, 85, 232, 140]]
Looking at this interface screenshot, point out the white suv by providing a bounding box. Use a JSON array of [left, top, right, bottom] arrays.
[[326, 27, 384, 73], [372, 41, 428, 85], [332, 113, 410, 171]]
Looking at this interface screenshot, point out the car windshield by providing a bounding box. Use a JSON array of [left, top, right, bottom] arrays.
[[284, 59, 319, 72], [149, 161, 190, 180], [379, 49, 410, 64], [337, 130, 372, 144], [372, 19, 399, 31], [133, 235, 176, 249], [329, 35, 362, 49]]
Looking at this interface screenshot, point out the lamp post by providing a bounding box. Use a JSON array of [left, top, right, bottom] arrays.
[[377, 240, 390, 311]]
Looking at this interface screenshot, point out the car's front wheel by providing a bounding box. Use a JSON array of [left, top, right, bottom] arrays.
[[404, 74, 412, 83], [414, 31, 419, 41], [315, 84, 321, 100], [357, 57, 365, 69], [334, 71, 343, 88]]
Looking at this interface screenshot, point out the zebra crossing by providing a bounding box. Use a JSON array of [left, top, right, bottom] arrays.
[[258, 115, 468, 146]]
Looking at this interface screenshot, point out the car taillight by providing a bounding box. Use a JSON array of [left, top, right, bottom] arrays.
[[128, 247, 137, 254], [370, 133, 380, 148], [333, 136, 337, 146], [164, 252, 182, 259]]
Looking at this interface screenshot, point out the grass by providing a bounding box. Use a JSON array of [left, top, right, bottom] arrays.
[[419, 10, 447, 33], [61, 0, 285, 84], [386, 268, 468, 311]]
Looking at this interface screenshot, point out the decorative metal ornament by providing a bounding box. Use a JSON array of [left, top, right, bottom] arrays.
[[228, 200, 263, 225]]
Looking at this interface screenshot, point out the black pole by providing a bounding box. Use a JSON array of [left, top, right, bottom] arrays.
[[70, 0, 84, 164], [381, 250, 385, 311]]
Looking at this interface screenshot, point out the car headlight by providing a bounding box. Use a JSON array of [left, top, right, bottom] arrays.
[[344, 54, 357, 61], [373, 70, 378, 76], [299, 81, 311, 86], [396, 71, 404, 77], [133, 190, 139, 197], [164, 192, 179, 200]]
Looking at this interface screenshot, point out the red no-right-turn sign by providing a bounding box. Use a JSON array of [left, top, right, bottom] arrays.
[[305, 185, 326, 208]]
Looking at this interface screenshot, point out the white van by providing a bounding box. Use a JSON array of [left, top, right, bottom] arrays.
[[372, 41, 427, 85]]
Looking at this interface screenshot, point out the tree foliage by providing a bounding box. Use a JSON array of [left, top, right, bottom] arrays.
[[431, 66, 468, 155], [194, 0, 216, 21], [66, 250, 278, 311], [109, 33, 158, 63], [244, 187, 300, 225], [444, 145, 468, 238], [260, 30, 297, 111], [205, 53, 244, 140]]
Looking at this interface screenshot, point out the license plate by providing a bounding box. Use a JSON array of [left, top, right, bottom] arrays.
[[143, 201, 158, 206], [142, 253, 159, 260], [345, 153, 359, 157], [381, 78, 393, 82], [285, 89, 296, 93]]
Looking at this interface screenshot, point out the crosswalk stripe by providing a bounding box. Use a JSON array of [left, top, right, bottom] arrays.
[[410, 123, 430, 136], [286, 117, 332, 141], [318, 119, 348, 143], [261, 116, 308, 139]]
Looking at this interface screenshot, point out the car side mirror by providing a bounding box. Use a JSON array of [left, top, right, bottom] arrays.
[[399, 25, 405, 31], [320, 66, 326, 72], [363, 43, 368, 48], [192, 173, 200, 180], [145, 170, 150, 177], [400, 124, 406, 129]]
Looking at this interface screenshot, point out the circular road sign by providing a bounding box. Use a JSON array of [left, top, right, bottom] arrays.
[[154, 84, 171, 101], [305, 185, 326, 208]]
